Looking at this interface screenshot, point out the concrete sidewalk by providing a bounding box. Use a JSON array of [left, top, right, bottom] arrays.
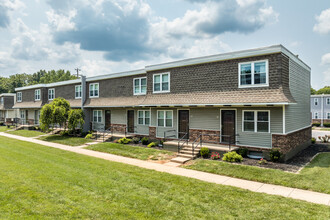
[[1, 132, 329, 206]]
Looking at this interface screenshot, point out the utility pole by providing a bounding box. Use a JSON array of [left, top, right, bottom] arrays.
[[75, 68, 81, 77]]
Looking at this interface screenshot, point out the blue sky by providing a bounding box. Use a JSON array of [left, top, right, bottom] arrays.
[[0, 0, 329, 89]]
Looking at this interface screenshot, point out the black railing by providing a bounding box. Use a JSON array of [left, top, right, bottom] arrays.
[[177, 132, 189, 153], [164, 129, 176, 142]]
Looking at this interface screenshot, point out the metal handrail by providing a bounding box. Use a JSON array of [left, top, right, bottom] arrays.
[[177, 132, 189, 153], [192, 134, 202, 156], [163, 129, 176, 142]]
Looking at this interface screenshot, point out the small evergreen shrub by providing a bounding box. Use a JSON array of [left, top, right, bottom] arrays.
[[237, 148, 248, 158], [141, 137, 150, 145], [269, 148, 281, 162], [311, 137, 316, 144], [132, 137, 140, 144], [323, 123, 330, 127], [200, 147, 210, 158], [85, 134, 94, 139], [312, 122, 321, 127], [118, 137, 132, 144], [222, 151, 243, 162], [60, 130, 69, 136], [147, 142, 157, 148]]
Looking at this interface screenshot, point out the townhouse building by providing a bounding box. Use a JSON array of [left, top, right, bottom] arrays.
[[0, 93, 18, 124], [14, 45, 311, 160], [311, 94, 330, 125]]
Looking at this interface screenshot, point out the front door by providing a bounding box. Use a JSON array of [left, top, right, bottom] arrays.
[[221, 110, 236, 144], [105, 110, 111, 130], [25, 110, 29, 125], [127, 110, 134, 133], [34, 110, 38, 124], [178, 110, 189, 139]]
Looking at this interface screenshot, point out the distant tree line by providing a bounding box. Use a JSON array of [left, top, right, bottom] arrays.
[[0, 70, 77, 93], [311, 86, 330, 95]]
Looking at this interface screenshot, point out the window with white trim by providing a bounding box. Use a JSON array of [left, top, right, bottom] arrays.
[[20, 110, 25, 119], [0, 97, 3, 105], [327, 112, 330, 119], [314, 112, 318, 119], [93, 110, 102, 123], [89, 83, 99, 97], [134, 77, 147, 95], [157, 110, 172, 127], [75, 85, 82, 99], [327, 98, 330, 105], [239, 60, 268, 87], [35, 89, 41, 101], [243, 111, 269, 133], [314, 98, 318, 106], [138, 110, 150, 125], [153, 73, 170, 93], [48, 88, 55, 100], [17, 92, 22, 102]]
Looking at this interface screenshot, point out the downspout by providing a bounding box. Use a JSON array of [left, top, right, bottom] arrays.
[[321, 94, 324, 127], [283, 105, 286, 134]]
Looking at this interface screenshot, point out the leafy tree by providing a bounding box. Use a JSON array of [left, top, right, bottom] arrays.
[[68, 109, 85, 134], [311, 87, 316, 95], [316, 86, 330, 94], [40, 104, 53, 132]]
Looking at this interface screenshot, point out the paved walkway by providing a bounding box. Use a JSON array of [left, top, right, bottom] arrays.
[[1, 132, 329, 206]]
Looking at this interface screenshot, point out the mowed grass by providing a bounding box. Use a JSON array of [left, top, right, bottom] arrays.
[[86, 142, 176, 161], [6, 129, 45, 137], [0, 126, 12, 132], [38, 134, 93, 146], [184, 153, 330, 194], [0, 137, 328, 219]]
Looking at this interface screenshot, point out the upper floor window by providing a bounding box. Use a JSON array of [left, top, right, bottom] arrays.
[[314, 112, 318, 119], [327, 112, 330, 119], [314, 98, 318, 106], [75, 85, 82, 99], [35, 89, 41, 101], [153, 72, 170, 93], [0, 97, 3, 105], [89, 83, 99, 98], [243, 110, 270, 133], [239, 60, 268, 88], [327, 98, 330, 105], [134, 77, 147, 95], [138, 110, 150, 125], [48, 88, 55, 100], [17, 92, 22, 102], [157, 110, 172, 127], [93, 110, 102, 123]]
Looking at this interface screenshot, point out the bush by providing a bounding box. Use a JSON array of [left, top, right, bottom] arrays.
[[318, 135, 329, 143], [132, 137, 140, 144], [85, 134, 94, 139], [258, 158, 268, 165], [311, 137, 316, 144], [323, 123, 330, 127], [312, 122, 321, 127], [200, 147, 210, 158], [222, 151, 243, 162], [237, 148, 248, 158], [269, 148, 281, 162], [147, 142, 157, 148], [210, 152, 220, 160], [118, 137, 132, 144], [60, 130, 69, 136], [141, 137, 150, 145]]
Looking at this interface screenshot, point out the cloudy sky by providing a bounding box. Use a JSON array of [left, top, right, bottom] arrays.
[[0, 0, 329, 89]]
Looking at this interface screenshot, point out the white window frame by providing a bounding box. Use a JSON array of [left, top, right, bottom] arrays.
[[89, 83, 99, 98], [153, 72, 170, 93], [0, 97, 3, 105], [17, 92, 22, 102], [314, 112, 318, 119], [35, 89, 41, 101], [238, 60, 269, 88], [75, 85, 82, 99], [93, 110, 102, 123], [137, 110, 150, 125], [157, 110, 173, 127], [242, 110, 270, 133], [133, 77, 147, 95], [327, 112, 330, 119], [326, 98, 330, 105], [314, 98, 318, 106], [20, 110, 25, 119], [48, 88, 55, 100]]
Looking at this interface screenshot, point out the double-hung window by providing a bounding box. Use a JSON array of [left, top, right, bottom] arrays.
[[327, 112, 330, 119], [35, 89, 41, 101], [20, 110, 25, 119], [0, 97, 3, 105], [89, 83, 99, 98], [314, 98, 318, 106], [314, 112, 318, 119], [93, 110, 102, 123], [239, 60, 268, 87], [75, 85, 82, 99], [327, 98, 330, 105], [157, 110, 172, 127], [153, 73, 170, 93], [134, 77, 147, 95], [17, 92, 22, 102], [243, 111, 269, 133], [48, 88, 55, 100], [138, 110, 150, 125]]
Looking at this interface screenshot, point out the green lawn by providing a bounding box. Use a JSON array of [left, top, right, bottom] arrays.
[[0, 126, 12, 132], [0, 136, 328, 219], [184, 153, 330, 194], [38, 134, 93, 146], [6, 129, 45, 137], [86, 142, 176, 161], [320, 128, 330, 131]]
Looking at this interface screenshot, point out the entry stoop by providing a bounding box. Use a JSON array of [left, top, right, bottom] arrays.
[[170, 157, 191, 164]]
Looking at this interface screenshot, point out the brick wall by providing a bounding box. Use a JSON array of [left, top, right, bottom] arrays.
[[110, 124, 126, 133], [149, 126, 156, 139], [189, 129, 220, 142]]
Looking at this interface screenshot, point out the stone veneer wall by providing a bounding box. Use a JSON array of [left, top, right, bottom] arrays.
[[189, 129, 220, 142], [149, 126, 156, 139], [272, 126, 311, 161], [312, 119, 330, 124], [110, 124, 126, 133]]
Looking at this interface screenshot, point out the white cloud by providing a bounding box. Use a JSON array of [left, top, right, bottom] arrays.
[[321, 53, 330, 65], [46, 9, 77, 31], [313, 8, 330, 34]]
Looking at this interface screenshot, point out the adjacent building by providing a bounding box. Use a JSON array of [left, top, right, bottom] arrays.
[[13, 45, 311, 160], [311, 94, 330, 125], [0, 93, 18, 124]]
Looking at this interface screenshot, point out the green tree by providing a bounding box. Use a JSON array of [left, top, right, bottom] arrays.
[[40, 104, 53, 132], [311, 87, 316, 95], [316, 86, 330, 94], [68, 109, 85, 134]]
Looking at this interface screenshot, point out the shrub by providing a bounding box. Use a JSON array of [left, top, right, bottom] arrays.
[[210, 152, 220, 160], [141, 137, 150, 145], [147, 142, 157, 148], [85, 134, 94, 139], [269, 148, 281, 162], [132, 137, 140, 144], [237, 148, 248, 158], [318, 135, 329, 143], [222, 151, 243, 162], [258, 158, 268, 165], [200, 147, 210, 158], [118, 137, 132, 144], [323, 123, 330, 127], [312, 122, 321, 127], [311, 137, 316, 144], [60, 130, 69, 136]]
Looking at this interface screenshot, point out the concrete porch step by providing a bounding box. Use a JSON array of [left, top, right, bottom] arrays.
[[164, 140, 239, 152], [170, 157, 192, 164], [177, 153, 196, 159]]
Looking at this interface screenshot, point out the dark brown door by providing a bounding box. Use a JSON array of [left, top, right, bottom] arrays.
[[221, 110, 235, 144], [178, 110, 189, 139], [25, 110, 29, 125], [127, 110, 134, 133], [105, 110, 111, 130]]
